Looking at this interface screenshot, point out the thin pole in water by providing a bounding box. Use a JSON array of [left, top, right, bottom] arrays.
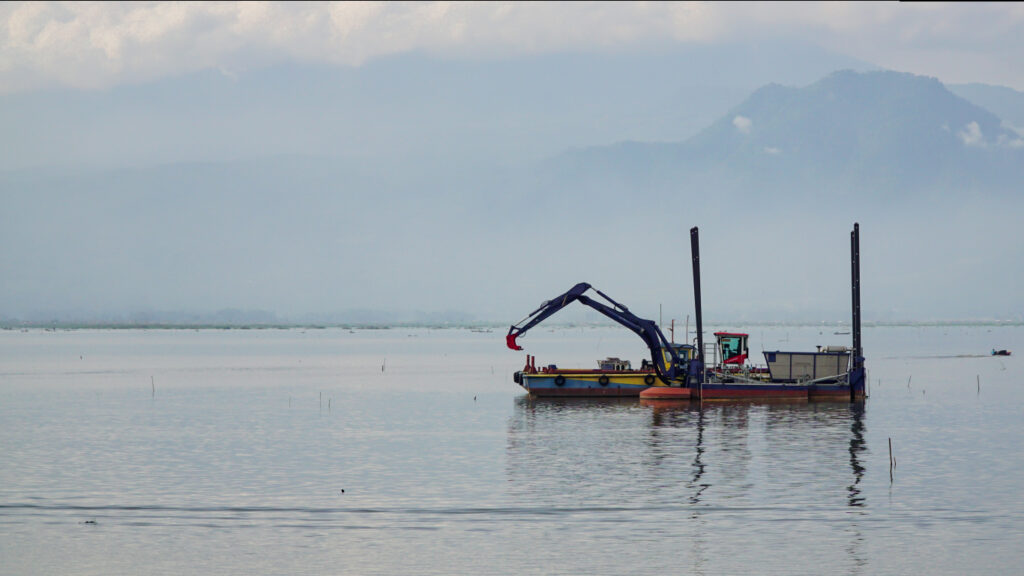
[[889, 437, 894, 483]]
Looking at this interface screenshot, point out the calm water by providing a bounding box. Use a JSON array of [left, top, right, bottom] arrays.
[[1, 325, 1022, 575]]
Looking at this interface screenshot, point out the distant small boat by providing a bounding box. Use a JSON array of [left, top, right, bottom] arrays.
[[992, 349, 1012, 356]]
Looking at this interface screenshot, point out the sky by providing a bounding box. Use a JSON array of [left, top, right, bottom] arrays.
[[3, 2, 1023, 94], [2, 2, 1023, 324]]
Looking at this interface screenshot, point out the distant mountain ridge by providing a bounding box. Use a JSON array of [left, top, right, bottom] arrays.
[[545, 70, 1024, 202]]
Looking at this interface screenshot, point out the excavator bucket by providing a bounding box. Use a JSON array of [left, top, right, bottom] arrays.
[[506, 332, 523, 351]]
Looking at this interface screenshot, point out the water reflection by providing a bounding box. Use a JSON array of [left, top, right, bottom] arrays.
[[506, 396, 869, 572], [507, 397, 867, 509], [848, 403, 866, 508], [691, 408, 707, 506]]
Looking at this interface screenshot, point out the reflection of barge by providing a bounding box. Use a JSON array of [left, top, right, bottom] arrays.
[[509, 224, 866, 401]]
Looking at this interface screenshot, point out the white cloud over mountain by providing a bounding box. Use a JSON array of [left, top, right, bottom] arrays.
[[2, 2, 1022, 93], [733, 115, 752, 134]]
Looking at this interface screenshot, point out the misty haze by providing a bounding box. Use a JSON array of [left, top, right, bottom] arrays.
[[2, 4, 1022, 326]]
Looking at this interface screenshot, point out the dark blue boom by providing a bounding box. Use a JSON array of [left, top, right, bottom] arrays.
[[506, 283, 691, 385]]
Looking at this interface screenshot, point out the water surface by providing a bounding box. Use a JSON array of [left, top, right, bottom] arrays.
[[1, 325, 1021, 574]]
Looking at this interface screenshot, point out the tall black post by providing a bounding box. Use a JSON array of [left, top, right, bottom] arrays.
[[690, 227, 704, 395], [850, 223, 863, 401], [851, 223, 861, 362]]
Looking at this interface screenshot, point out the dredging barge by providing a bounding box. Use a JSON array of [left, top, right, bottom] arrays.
[[508, 224, 866, 401]]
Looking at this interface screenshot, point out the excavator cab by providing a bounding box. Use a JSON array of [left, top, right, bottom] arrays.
[[714, 332, 749, 366], [672, 344, 697, 361], [650, 345, 694, 374], [669, 344, 696, 375]]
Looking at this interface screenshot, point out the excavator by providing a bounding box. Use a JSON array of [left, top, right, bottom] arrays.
[[506, 282, 701, 387]]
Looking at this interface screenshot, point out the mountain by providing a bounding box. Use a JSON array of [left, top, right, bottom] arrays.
[[543, 71, 1024, 205]]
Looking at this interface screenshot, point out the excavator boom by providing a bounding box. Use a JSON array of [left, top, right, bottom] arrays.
[[507, 283, 685, 383]]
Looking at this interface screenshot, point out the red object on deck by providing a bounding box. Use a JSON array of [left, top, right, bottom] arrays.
[[522, 355, 538, 374], [639, 387, 692, 399]]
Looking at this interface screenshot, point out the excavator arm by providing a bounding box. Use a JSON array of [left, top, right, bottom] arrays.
[[505, 282, 591, 351], [507, 282, 685, 383]]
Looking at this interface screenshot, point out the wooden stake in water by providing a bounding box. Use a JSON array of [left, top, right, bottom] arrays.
[[889, 437, 894, 483]]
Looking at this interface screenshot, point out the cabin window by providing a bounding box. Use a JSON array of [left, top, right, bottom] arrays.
[[719, 336, 744, 359], [673, 345, 694, 360]]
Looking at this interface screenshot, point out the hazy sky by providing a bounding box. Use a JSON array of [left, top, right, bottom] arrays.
[[3, 2, 1023, 93], [2, 2, 1023, 324]]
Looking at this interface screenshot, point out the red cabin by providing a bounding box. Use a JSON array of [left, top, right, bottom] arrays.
[[714, 332, 749, 365]]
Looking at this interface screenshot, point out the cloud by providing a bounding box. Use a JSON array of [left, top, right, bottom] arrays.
[[958, 121, 984, 146], [999, 134, 1024, 148], [2, 2, 1024, 93], [733, 115, 752, 134], [0, 2, 715, 91], [996, 127, 1024, 148]]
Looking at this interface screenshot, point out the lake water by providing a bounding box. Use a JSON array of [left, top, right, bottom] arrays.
[[1, 325, 1022, 575]]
